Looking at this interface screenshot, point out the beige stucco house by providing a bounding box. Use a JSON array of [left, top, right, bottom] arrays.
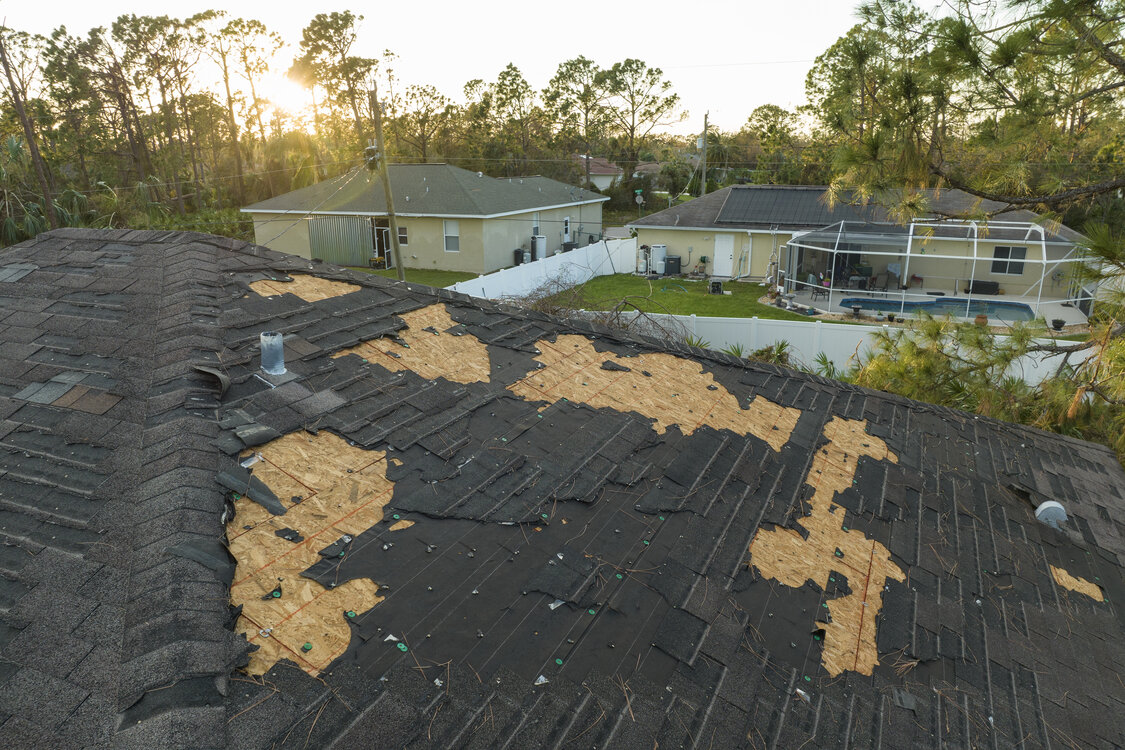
[[628, 185, 1093, 320], [242, 164, 608, 274]]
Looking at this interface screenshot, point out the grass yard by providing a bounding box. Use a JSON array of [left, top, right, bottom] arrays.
[[349, 267, 477, 288], [548, 274, 814, 321]]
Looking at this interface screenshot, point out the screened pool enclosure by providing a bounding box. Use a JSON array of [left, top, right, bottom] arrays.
[[780, 219, 1094, 324]]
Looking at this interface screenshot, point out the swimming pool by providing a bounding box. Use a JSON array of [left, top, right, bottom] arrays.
[[838, 296, 1036, 321]]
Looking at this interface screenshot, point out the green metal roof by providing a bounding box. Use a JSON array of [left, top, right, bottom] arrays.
[[242, 163, 607, 217]]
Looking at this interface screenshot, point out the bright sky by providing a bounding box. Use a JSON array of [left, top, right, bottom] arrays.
[[3, 0, 876, 135]]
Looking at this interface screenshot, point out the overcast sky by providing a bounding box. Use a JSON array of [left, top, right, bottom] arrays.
[[3, 1, 884, 135]]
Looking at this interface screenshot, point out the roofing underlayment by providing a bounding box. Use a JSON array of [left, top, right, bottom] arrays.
[[0, 228, 1123, 749]]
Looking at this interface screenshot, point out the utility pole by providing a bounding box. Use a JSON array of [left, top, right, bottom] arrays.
[[699, 112, 708, 198], [368, 85, 405, 281], [0, 32, 58, 230]]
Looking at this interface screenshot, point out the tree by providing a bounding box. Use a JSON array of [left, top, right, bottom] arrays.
[[295, 11, 375, 150], [600, 59, 684, 178], [807, 0, 1125, 462], [201, 12, 246, 204], [818, 0, 1125, 217], [544, 56, 609, 186], [743, 104, 804, 184], [395, 84, 451, 161], [492, 63, 541, 175], [0, 28, 58, 229]]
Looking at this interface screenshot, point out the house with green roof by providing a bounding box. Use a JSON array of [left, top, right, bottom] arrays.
[[241, 163, 608, 274]]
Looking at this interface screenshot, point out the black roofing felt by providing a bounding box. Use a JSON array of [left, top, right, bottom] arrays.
[[1, 229, 1123, 749], [632, 185, 1086, 243]]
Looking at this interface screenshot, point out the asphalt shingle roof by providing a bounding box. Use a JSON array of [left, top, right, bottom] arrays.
[[242, 164, 607, 217], [0, 228, 1122, 749], [631, 185, 1085, 243]]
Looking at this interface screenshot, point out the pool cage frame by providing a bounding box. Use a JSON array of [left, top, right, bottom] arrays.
[[781, 219, 1095, 320]]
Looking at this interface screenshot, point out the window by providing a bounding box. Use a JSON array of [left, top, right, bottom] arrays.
[[397, 226, 408, 245], [443, 220, 460, 252], [991, 246, 1026, 275]]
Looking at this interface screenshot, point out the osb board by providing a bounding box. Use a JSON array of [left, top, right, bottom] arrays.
[[227, 431, 394, 676], [249, 274, 360, 302], [508, 335, 800, 451], [749, 416, 904, 676], [332, 303, 492, 384], [1050, 565, 1103, 601]]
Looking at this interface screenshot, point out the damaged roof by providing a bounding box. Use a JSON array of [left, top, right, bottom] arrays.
[[1, 228, 1123, 749]]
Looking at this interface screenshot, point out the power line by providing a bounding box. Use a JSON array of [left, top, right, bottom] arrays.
[[59, 157, 365, 196]]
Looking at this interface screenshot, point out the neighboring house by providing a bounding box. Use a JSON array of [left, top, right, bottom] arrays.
[[632, 160, 662, 179], [572, 154, 623, 190], [242, 163, 608, 274], [628, 185, 1091, 318], [2, 228, 1124, 748]]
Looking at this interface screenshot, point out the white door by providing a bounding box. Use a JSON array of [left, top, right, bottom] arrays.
[[713, 234, 735, 277]]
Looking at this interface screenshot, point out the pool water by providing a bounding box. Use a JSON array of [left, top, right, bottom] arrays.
[[839, 296, 1036, 322]]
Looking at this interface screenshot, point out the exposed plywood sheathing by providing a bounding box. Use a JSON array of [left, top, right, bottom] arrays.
[[749, 416, 904, 676], [509, 335, 800, 451], [1050, 565, 1103, 601], [332, 303, 492, 384], [227, 431, 395, 676], [249, 274, 360, 302]]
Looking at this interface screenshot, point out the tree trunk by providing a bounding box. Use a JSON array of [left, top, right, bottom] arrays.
[[156, 77, 186, 215], [220, 57, 245, 205], [0, 33, 58, 229]]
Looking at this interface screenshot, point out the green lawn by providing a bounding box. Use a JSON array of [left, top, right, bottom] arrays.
[[349, 267, 477, 288], [548, 274, 814, 321]]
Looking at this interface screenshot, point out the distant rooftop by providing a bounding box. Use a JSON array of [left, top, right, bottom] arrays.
[[243, 163, 608, 218], [630, 185, 1084, 243]]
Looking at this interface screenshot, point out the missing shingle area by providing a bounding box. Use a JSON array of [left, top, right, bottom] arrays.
[[509, 334, 800, 451], [226, 430, 393, 676], [1050, 565, 1102, 601], [249, 274, 360, 302], [332, 303, 492, 384], [749, 416, 903, 676]]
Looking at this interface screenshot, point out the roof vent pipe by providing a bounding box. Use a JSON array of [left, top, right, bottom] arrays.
[[260, 331, 286, 375], [1035, 500, 1067, 529]]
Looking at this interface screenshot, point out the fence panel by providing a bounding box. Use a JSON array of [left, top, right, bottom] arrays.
[[446, 238, 637, 300], [579, 310, 1057, 385]]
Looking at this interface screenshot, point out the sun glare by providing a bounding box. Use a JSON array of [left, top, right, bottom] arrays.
[[258, 73, 311, 115]]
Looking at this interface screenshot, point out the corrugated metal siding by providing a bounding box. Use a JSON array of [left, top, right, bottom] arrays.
[[309, 215, 372, 266]]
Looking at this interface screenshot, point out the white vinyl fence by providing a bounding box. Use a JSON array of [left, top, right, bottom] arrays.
[[446, 238, 636, 300], [586, 311, 1061, 385]]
